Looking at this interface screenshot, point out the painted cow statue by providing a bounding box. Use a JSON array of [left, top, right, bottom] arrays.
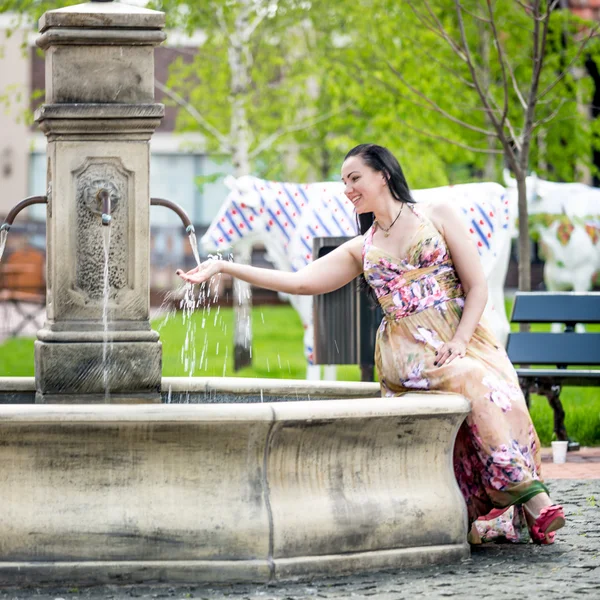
[[504, 171, 600, 293], [202, 176, 513, 379]]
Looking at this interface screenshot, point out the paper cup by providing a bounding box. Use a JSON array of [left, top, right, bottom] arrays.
[[551, 440, 568, 464]]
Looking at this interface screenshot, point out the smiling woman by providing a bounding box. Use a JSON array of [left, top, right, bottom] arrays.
[[177, 143, 565, 547]]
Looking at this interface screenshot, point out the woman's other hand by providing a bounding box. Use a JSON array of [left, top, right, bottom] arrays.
[[434, 338, 467, 367], [176, 259, 223, 285]]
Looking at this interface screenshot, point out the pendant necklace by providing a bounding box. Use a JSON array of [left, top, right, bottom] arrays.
[[375, 203, 404, 238]]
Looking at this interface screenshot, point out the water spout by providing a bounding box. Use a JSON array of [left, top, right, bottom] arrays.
[[98, 189, 111, 226], [150, 197, 200, 265], [150, 197, 195, 234], [0, 195, 48, 263], [1, 195, 48, 233]]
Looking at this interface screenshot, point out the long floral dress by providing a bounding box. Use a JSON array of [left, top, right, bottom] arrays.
[[363, 205, 548, 541]]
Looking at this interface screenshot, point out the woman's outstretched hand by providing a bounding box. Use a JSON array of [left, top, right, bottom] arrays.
[[176, 259, 223, 285]]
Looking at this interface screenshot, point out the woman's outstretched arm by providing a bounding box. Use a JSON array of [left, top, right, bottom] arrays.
[[177, 235, 364, 296]]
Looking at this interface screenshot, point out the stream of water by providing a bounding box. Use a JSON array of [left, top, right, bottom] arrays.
[[0, 229, 8, 263], [102, 226, 112, 402], [188, 231, 202, 268]]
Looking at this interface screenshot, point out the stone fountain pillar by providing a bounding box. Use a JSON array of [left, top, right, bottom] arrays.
[[34, 0, 166, 403]]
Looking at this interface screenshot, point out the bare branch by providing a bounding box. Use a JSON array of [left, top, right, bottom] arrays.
[[515, 0, 560, 19], [391, 33, 476, 89], [453, 0, 501, 132], [505, 55, 529, 110], [384, 60, 497, 136], [248, 103, 353, 159], [405, 0, 468, 61], [487, 94, 522, 151], [537, 22, 600, 100], [485, 0, 509, 128], [393, 116, 504, 155], [456, 1, 492, 24], [532, 98, 568, 129], [154, 80, 230, 150], [514, 0, 533, 12], [521, 0, 551, 167], [344, 57, 490, 118]]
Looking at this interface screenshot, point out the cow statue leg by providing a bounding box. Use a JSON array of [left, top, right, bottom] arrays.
[[323, 365, 337, 380]]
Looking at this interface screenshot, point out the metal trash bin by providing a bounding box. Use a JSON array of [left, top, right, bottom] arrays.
[[312, 237, 382, 367]]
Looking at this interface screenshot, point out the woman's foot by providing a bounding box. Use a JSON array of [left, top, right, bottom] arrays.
[[523, 503, 565, 545]]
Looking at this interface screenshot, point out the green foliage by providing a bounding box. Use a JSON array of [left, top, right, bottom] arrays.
[[298, 1, 599, 186], [149, 0, 319, 179], [4, 1, 598, 186], [0, 0, 80, 25]]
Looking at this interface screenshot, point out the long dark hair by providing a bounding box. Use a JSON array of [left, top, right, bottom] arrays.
[[344, 144, 415, 305], [344, 143, 415, 236]]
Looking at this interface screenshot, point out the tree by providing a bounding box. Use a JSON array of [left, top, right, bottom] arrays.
[[306, 0, 599, 292], [153, 0, 354, 370]]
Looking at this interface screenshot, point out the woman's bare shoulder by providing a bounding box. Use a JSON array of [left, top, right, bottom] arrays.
[[420, 200, 458, 232]]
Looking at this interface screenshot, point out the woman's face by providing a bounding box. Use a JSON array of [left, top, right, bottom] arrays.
[[341, 155, 386, 214]]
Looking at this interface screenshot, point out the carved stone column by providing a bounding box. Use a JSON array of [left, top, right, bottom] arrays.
[[34, 0, 166, 403]]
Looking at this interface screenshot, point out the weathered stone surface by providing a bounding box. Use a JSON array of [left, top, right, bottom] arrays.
[[39, 1, 166, 33], [0, 377, 36, 404], [34, 340, 162, 401], [44, 45, 158, 104], [0, 395, 469, 584], [0, 479, 594, 598], [40, 140, 152, 324], [33, 0, 165, 403]]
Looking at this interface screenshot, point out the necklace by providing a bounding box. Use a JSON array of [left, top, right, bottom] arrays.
[[375, 203, 404, 238]]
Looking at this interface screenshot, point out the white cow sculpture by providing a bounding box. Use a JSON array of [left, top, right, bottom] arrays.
[[201, 176, 513, 379], [504, 171, 600, 294]]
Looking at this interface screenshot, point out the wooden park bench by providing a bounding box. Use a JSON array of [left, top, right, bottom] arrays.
[[0, 247, 46, 338], [506, 292, 600, 451]]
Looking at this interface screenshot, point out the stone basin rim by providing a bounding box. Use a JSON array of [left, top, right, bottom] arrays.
[[0, 376, 382, 396], [0, 394, 470, 423]]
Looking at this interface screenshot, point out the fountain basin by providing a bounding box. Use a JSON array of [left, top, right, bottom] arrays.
[[0, 394, 469, 585], [0, 376, 382, 404]]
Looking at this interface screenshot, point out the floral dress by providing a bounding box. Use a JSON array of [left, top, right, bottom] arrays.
[[363, 205, 548, 541]]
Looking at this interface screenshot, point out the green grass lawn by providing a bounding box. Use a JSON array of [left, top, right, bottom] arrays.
[[1, 302, 598, 446]]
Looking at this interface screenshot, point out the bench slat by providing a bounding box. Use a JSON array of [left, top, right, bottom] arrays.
[[507, 332, 600, 366], [511, 292, 600, 324], [516, 369, 600, 387]]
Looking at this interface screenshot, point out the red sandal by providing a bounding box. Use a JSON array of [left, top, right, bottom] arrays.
[[525, 505, 565, 545]]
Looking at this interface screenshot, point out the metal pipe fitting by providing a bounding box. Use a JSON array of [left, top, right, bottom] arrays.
[[1, 195, 48, 232], [150, 197, 195, 234], [97, 189, 112, 226]]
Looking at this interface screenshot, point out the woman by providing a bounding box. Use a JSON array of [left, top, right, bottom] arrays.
[[177, 143, 565, 545]]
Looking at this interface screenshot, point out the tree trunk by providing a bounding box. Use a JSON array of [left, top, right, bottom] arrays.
[[229, 3, 253, 371], [516, 173, 531, 293]]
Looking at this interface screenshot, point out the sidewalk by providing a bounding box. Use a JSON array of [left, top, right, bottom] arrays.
[[541, 446, 600, 479]]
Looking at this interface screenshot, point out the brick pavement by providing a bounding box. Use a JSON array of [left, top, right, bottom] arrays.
[[0, 478, 597, 600], [541, 446, 600, 480]]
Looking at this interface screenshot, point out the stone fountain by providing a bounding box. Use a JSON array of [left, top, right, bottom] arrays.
[[0, 0, 470, 587]]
